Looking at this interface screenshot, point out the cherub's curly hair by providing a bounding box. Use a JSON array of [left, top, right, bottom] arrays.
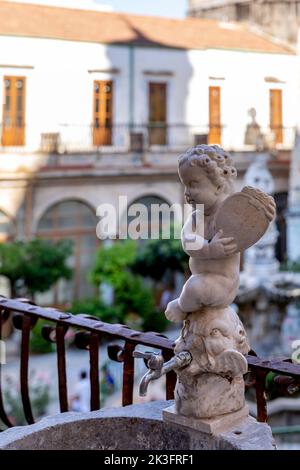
[[178, 145, 237, 194]]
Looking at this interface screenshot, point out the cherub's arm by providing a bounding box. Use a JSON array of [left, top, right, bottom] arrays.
[[181, 212, 238, 260], [181, 211, 208, 258]]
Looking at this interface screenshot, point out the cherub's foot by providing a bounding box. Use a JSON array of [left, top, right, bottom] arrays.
[[165, 299, 188, 323]]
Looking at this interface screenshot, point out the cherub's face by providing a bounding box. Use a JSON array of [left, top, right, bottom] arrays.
[[179, 162, 221, 210]]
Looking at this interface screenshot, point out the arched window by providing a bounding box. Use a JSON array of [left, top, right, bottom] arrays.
[[0, 210, 16, 241], [126, 195, 173, 240], [37, 200, 98, 305]]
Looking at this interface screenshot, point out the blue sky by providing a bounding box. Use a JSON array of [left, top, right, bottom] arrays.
[[12, 0, 188, 18], [97, 0, 188, 18]]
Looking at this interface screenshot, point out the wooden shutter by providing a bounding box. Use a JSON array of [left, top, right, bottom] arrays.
[[2, 76, 26, 146], [208, 86, 221, 145], [270, 89, 283, 144], [149, 82, 167, 145], [93, 80, 113, 146]]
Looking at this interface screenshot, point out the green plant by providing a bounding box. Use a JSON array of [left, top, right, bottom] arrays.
[[90, 240, 137, 288], [89, 241, 168, 332], [0, 241, 25, 297], [22, 239, 73, 297], [71, 297, 123, 324], [30, 319, 55, 354], [0, 238, 73, 299], [131, 237, 189, 281], [281, 259, 300, 273], [3, 371, 51, 426]]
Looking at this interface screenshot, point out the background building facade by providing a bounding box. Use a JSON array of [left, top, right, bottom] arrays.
[[0, 1, 297, 303]]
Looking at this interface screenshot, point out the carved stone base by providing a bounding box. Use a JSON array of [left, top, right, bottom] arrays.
[[175, 374, 246, 418], [173, 307, 250, 418], [163, 404, 249, 435]]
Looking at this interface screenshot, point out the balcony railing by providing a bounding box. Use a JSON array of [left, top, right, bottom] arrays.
[[0, 124, 295, 156], [0, 297, 300, 429]]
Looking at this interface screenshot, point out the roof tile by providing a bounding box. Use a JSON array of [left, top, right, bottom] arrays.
[[0, 1, 294, 54]]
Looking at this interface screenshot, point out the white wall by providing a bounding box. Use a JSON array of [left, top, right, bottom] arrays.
[[0, 34, 298, 154], [0, 36, 130, 150], [187, 48, 299, 149]]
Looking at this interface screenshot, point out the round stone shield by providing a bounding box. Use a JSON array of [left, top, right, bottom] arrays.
[[215, 186, 275, 252]]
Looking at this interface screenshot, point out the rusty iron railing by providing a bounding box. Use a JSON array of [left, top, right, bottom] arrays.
[[0, 297, 300, 428]]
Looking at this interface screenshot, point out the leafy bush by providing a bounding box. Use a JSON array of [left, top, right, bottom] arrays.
[[71, 298, 123, 324], [281, 259, 300, 273], [3, 371, 51, 426], [30, 319, 55, 354], [89, 240, 168, 332], [90, 240, 137, 288], [0, 238, 73, 298], [22, 239, 73, 296], [131, 237, 188, 281]]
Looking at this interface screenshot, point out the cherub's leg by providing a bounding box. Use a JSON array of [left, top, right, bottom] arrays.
[[165, 274, 235, 323], [178, 274, 237, 312], [165, 274, 206, 323], [178, 274, 209, 313], [165, 298, 187, 323]]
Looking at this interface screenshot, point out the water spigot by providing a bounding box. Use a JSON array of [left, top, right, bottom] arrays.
[[133, 350, 192, 397], [133, 351, 164, 396]]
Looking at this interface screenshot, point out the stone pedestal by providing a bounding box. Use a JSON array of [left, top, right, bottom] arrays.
[[173, 306, 249, 419], [175, 374, 246, 418], [163, 404, 249, 435]]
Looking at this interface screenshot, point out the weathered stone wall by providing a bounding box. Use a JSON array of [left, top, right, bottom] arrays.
[[188, 1, 300, 45], [252, 1, 300, 44], [189, 3, 239, 21]]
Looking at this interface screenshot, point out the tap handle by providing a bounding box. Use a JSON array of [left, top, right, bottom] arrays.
[[133, 350, 164, 371], [133, 350, 156, 360]]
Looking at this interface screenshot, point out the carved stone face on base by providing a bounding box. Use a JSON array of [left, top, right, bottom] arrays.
[[174, 307, 250, 419], [175, 307, 250, 368]]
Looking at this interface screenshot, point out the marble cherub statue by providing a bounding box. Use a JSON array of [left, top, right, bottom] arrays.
[[135, 144, 276, 424], [166, 145, 241, 323], [163, 144, 276, 420]]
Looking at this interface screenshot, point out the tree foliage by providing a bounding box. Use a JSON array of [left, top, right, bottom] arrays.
[[89, 240, 168, 332], [0, 239, 73, 297], [90, 240, 137, 289], [131, 237, 189, 281], [281, 259, 300, 273]]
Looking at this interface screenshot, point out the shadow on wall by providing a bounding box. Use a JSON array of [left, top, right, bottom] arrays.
[[105, 17, 194, 152]]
